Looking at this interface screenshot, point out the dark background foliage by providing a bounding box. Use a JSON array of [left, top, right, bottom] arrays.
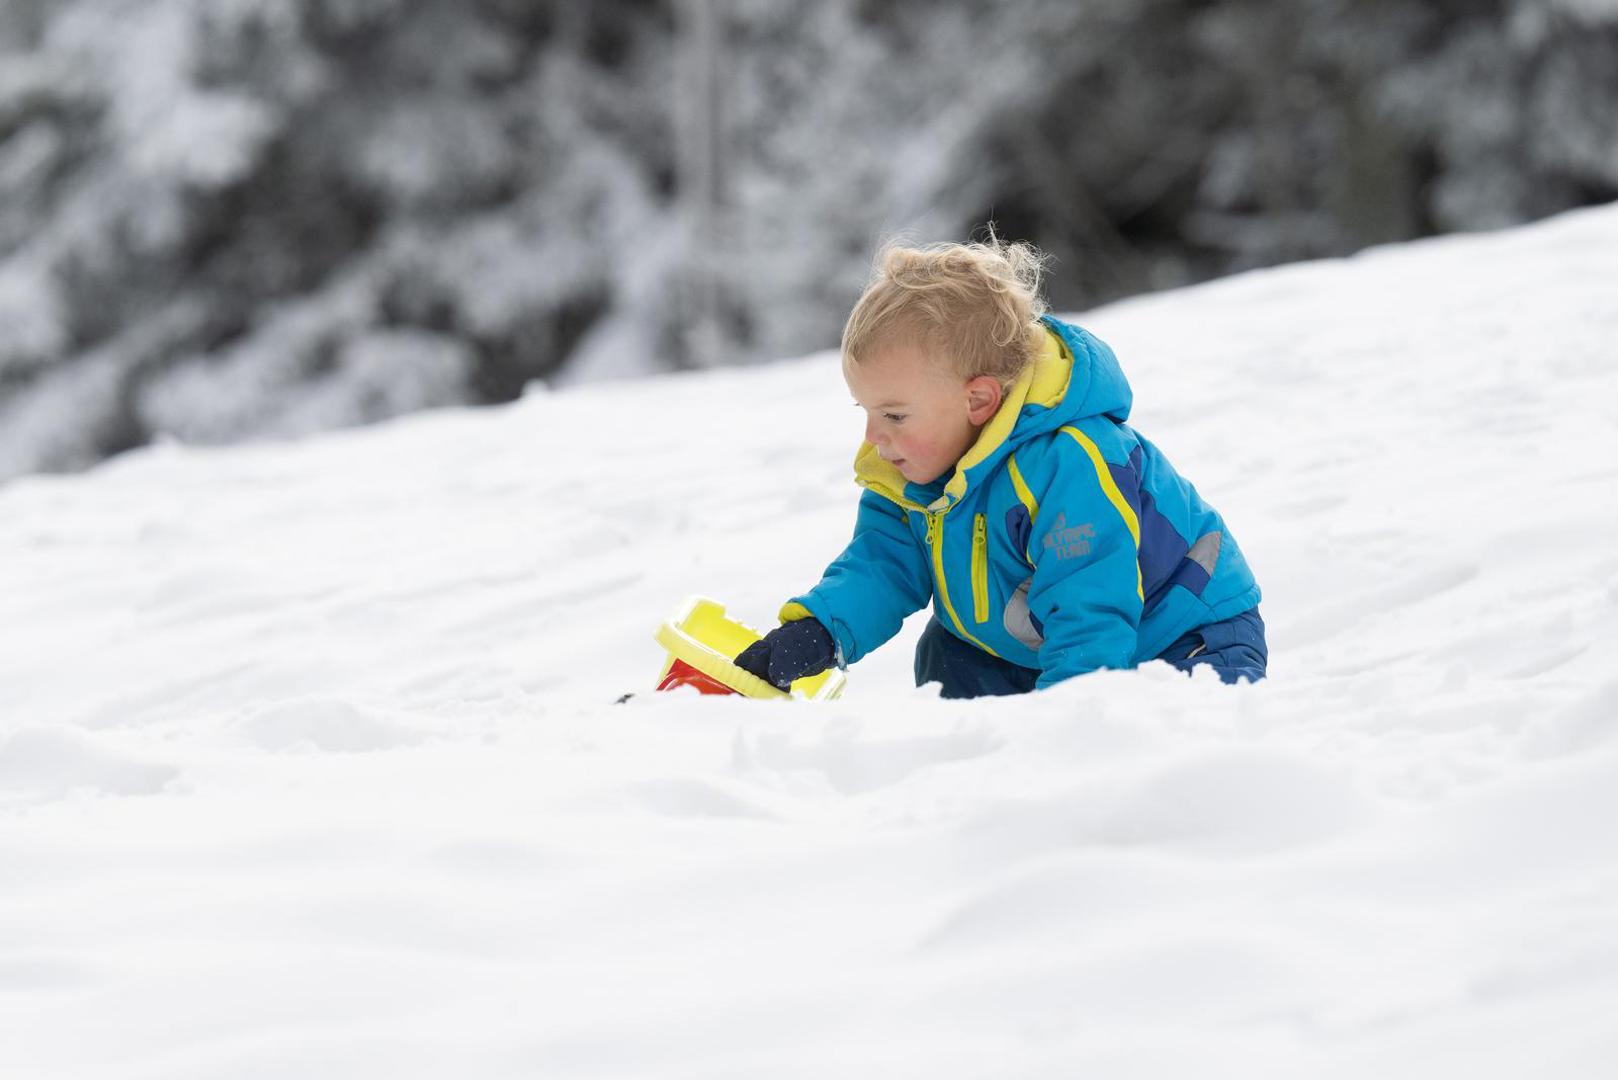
[[2, 0, 1614, 480]]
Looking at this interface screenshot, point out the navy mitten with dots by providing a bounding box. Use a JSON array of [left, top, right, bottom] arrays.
[[734, 618, 837, 691]]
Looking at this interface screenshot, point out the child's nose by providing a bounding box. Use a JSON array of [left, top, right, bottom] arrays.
[[864, 418, 886, 447]]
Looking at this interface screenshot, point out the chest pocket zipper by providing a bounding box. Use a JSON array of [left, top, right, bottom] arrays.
[[971, 513, 989, 624]]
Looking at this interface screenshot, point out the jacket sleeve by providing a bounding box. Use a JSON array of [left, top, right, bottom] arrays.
[[781, 489, 933, 665], [1024, 433, 1144, 689]]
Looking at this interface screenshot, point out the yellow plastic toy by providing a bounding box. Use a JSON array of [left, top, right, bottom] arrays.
[[654, 596, 847, 700]]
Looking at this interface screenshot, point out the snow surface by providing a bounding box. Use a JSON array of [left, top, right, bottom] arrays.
[[3, 205, 1618, 1077]]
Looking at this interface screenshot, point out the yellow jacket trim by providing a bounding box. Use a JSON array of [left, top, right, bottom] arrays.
[[939, 327, 1072, 506], [851, 443, 929, 512], [1058, 425, 1145, 602], [929, 511, 1000, 657], [852, 325, 1074, 511], [778, 601, 815, 623], [1006, 453, 1039, 564], [971, 513, 990, 623]]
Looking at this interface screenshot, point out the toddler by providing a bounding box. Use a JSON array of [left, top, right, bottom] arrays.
[[735, 236, 1265, 698]]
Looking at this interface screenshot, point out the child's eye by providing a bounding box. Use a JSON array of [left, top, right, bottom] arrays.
[[883, 413, 906, 424]]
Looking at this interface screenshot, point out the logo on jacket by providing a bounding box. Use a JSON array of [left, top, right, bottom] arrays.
[[1042, 512, 1095, 560]]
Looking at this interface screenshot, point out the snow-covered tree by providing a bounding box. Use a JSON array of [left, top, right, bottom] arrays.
[[1, 0, 1613, 481]]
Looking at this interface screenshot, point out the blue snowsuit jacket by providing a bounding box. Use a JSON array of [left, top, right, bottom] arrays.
[[782, 315, 1262, 689]]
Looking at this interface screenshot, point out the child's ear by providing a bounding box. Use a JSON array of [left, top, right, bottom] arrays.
[[965, 375, 1003, 425]]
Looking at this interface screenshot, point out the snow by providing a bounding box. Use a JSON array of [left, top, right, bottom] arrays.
[[51, 0, 276, 190], [3, 205, 1618, 1076]]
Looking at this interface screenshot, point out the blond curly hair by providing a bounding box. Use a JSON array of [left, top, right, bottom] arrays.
[[842, 228, 1051, 389]]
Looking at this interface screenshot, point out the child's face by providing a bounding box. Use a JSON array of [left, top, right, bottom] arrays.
[[845, 342, 1002, 486]]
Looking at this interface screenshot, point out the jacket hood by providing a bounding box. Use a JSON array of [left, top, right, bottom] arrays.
[[853, 315, 1134, 512]]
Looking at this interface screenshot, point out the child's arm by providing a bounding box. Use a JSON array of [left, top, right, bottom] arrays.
[[1021, 429, 1146, 688], [778, 488, 933, 667]]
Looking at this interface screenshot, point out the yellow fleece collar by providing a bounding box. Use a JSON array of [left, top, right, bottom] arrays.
[[853, 327, 1073, 511]]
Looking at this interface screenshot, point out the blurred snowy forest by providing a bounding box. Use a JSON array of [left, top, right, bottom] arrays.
[[2, 0, 1616, 481]]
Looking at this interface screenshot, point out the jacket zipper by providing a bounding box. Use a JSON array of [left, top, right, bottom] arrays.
[[927, 510, 999, 657], [971, 513, 989, 624]]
